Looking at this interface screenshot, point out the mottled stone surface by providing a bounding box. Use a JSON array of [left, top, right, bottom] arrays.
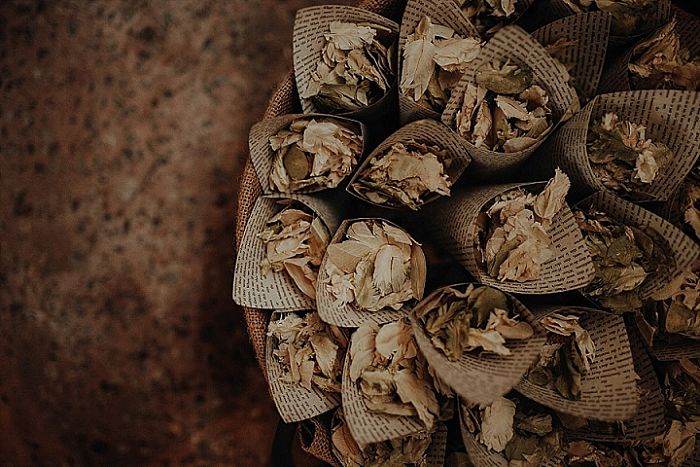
[[0, 0, 345, 464]]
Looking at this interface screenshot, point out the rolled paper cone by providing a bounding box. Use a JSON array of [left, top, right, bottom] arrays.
[[458, 399, 565, 467], [442, 25, 578, 177], [599, 6, 698, 93], [265, 311, 341, 423], [634, 312, 700, 362], [316, 218, 426, 327], [411, 283, 547, 406], [575, 190, 700, 301], [232, 194, 342, 310], [548, 91, 700, 203], [430, 182, 595, 294], [248, 113, 367, 195], [397, 0, 479, 125], [568, 317, 665, 442], [514, 305, 639, 422], [341, 345, 427, 446], [293, 6, 400, 125], [346, 119, 472, 209], [530, 12, 611, 102]]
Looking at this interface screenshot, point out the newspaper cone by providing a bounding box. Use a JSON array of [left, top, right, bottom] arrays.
[[248, 113, 367, 194], [599, 6, 699, 93], [342, 342, 427, 445], [523, 0, 671, 47], [515, 305, 639, 422], [430, 183, 595, 294], [546, 91, 700, 202], [634, 313, 700, 362], [265, 311, 342, 423], [530, 12, 611, 102], [411, 283, 547, 405], [293, 5, 399, 124], [575, 190, 700, 301], [568, 317, 665, 442], [233, 194, 341, 310], [397, 0, 479, 124], [330, 408, 448, 467], [316, 218, 426, 327], [442, 25, 578, 176], [346, 119, 472, 209], [458, 397, 565, 467]]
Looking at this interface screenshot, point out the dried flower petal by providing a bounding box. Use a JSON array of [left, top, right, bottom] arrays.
[[416, 284, 533, 360], [401, 16, 480, 112], [476, 170, 570, 282], [268, 312, 347, 393], [349, 320, 439, 430], [269, 118, 363, 192], [302, 22, 397, 112], [566, 0, 657, 36], [629, 19, 700, 91], [455, 61, 553, 153], [324, 220, 425, 312], [453, 0, 520, 36], [352, 141, 453, 209], [259, 203, 330, 298], [587, 112, 673, 198]]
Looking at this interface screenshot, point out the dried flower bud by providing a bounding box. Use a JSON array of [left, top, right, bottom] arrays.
[[349, 320, 440, 430], [323, 220, 426, 312], [269, 118, 363, 192], [526, 313, 596, 400], [258, 203, 330, 299], [587, 112, 673, 198], [455, 61, 552, 153], [476, 170, 570, 282], [331, 408, 433, 467], [351, 141, 453, 210], [453, 0, 519, 36], [400, 16, 481, 112], [301, 21, 397, 113], [416, 284, 534, 360], [267, 312, 347, 393], [629, 19, 700, 91]]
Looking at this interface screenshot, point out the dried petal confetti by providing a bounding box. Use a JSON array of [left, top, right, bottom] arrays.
[[647, 261, 700, 341], [349, 320, 440, 429], [415, 284, 534, 360], [629, 19, 700, 91], [575, 206, 672, 313], [323, 220, 426, 312], [475, 170, 570, 282], [267, 312, 348, 393], [331, 408, 433, 467], [259, 203, 330, 299], [301, 21, 397, 113], [453, 0, 520, 36], [400, 15, 481, 112], [351, 140, 453, 210], [526, 313, 596, 400], [455, 61, 553, 153], [587, 112, 673, 197], [269, 118, 363, 192]]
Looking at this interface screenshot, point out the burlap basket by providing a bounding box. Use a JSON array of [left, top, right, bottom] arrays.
[[234, 1, 405, 464]]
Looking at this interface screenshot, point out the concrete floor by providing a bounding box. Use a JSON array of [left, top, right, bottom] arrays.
[[0, 0, 346, 464]]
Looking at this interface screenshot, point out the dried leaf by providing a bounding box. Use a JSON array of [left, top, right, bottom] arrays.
[[453, 0, 520, 36]]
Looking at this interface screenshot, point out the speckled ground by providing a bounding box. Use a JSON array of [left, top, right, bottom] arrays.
[[0, 0, 346, 464]]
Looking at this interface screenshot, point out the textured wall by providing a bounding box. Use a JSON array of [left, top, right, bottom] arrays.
[[0, 0, 346, 464]]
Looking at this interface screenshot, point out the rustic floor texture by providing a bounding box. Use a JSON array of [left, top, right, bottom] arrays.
[[0, 0, 347, 464]]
